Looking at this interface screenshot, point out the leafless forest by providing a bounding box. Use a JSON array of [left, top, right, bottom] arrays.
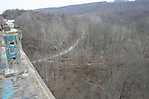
[[2, 1, 149, 99]]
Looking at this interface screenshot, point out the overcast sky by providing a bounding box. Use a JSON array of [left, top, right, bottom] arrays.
[[0, 0, 134, 14]]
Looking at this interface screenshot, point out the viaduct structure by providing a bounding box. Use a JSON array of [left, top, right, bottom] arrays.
[[0, 19, 55, 99]]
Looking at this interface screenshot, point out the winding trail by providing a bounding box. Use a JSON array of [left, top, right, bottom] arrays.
[[32, 32, 86, 63]]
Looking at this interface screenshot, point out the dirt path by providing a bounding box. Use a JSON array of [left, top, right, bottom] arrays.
[[32, 32, 86, 63]]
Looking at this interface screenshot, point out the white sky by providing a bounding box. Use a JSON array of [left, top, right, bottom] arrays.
[[0, 0, 114, 13], [0, 0, 134, 14]]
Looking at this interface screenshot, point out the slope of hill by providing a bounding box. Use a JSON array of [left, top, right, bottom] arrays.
[[2, 9, 26, 19], [9, 1, 149, 99], [36, 2, 107, 14]]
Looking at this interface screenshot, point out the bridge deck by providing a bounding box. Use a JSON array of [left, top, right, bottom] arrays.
[[0, 50, 55, 99]]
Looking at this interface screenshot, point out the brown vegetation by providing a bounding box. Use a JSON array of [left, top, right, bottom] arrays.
[[3, 1, 149, 99]]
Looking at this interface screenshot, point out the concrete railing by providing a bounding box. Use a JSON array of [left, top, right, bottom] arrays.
[[21, 50, 56, 99]]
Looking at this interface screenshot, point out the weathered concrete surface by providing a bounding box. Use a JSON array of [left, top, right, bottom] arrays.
[[21, 50, 55, 99], [0, 50, 55, 99]]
